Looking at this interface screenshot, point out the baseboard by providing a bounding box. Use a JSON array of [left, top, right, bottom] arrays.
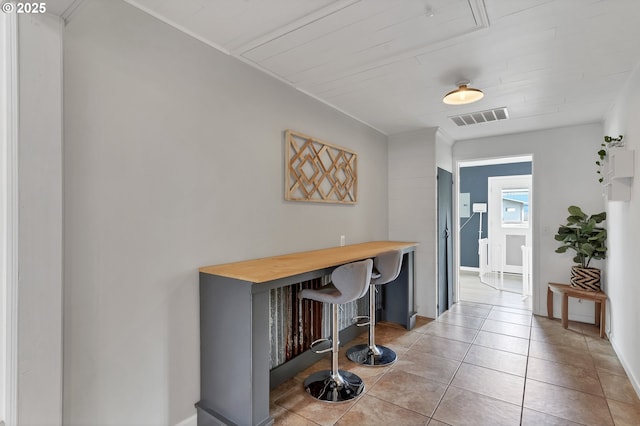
[[460, 266, 479, 272], [609, 337, 640, 400], [175, 413, 197, 426]]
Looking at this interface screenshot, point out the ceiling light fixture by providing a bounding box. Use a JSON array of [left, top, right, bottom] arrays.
[[442, 80, 484, 105]]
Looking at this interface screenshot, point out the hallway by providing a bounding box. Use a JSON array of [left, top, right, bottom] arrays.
[[270, 301, 639, 425]]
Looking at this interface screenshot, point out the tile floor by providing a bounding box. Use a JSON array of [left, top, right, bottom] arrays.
[[269, 301, 640, 425], [459, 269, 531, 311]]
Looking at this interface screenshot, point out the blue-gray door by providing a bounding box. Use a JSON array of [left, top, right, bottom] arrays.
[[437, 168, 453, 316]]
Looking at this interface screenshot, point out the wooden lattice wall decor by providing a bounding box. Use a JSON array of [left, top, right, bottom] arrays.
[[285, 130, 357, 204]]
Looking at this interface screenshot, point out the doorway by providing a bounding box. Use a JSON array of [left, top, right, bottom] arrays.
[[456, 156, 533, 310]]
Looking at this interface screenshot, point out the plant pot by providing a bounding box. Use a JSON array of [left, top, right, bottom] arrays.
[[570, 266, 601, 292]]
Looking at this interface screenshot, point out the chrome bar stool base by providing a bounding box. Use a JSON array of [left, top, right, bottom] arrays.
[[346, 343, 397, 367], [303, 369, 365, 403], [346, 250, 404, 368], [299, 260, 372, 404]]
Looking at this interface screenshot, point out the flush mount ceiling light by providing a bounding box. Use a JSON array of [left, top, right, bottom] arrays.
[[442, 80, 484, 105]]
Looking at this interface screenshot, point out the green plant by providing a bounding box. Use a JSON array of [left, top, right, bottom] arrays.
[[554, 206, 607, 268], [596, 135, 623, 183]]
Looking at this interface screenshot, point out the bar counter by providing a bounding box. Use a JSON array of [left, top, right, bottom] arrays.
[[196, 241, 418, 426]]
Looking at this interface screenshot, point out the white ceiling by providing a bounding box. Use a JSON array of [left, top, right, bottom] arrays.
[[61, 0, 640, 140]]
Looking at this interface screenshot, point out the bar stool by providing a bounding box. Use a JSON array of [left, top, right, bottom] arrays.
[[346, 250, 403, 366], [300, 259, 373, 402]]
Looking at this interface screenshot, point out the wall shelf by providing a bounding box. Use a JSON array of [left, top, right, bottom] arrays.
[[604, 148, 635, 201]]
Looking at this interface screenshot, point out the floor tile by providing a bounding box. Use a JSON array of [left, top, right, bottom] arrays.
[[521, 408, 582, 425], [271, 377, 304, 403], [432, 386, 522, 426], [422, 321, 478, 343], [426, 420, 450, 426], [393, 350, 461, 385], [449, 303, 491, 319], [487, 309, 532, 326], [526, 357, 603, 396], [463, 344, 527, 376], [459, 271, 532, 311], [492, 305, 532, 316], [412, 316, 435, 334], [340, 361, 387, 390], [473, 330, 530, 356], [607, 399, 640, 425], [585, 335, 615, 356], [269, 298, 640, 426], [597, 370, 640, 405], [528, 340, 594, 370], [411, 333, 471, 361], [271, 404, 320, 425], [367, 369, 447, 417], [335, 394, 429, 426], [531, 315, 560, 328], [372, 324, 422, 354], [451, 362, 525, 405], [523, 379, 614, 426], [530, 326, 588, 350], [481, 318, 531, 339], [436, 311, 485, 329], [273, 387, 356, 426], [580, 323, 604, 338], [591, 351, 628, 377]]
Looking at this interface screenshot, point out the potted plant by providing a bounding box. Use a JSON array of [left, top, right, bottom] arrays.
[[554, 205, 607, 291], [596, 135, 624, 183]]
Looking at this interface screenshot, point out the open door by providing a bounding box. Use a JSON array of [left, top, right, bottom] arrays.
[[437, 168, 453, 316]]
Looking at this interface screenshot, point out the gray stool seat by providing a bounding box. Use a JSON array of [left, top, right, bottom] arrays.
[[346, 250, 403, 367], [300, 259, 372, 403]]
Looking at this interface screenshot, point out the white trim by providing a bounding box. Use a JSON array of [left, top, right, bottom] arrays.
[[1, 7, 19, 426], [610, 335, 640, 399], [174, 413, 197, 426]]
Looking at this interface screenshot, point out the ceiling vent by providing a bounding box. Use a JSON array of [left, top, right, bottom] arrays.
[[449, 107, 509, 126]]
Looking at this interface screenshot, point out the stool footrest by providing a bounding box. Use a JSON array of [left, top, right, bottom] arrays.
[[353, 315, 370, 327], [309, 338, 332, 354]]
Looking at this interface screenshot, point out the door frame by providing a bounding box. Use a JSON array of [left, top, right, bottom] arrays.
[[1, 9, 19, 425], [453, 155, 535, 309]]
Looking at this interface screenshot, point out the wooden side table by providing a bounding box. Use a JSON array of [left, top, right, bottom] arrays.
[[547, 282, 608, 338]]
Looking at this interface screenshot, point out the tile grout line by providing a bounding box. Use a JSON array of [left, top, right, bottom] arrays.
[[428, 309, 486, 424], [519, 311, 533, 425]]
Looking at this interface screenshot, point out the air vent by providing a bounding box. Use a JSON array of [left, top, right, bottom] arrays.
[[449, 107, 509, 126]]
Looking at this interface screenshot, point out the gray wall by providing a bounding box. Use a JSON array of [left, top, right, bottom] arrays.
[[388, 128, 453, 319], [63, 1, 388, 424], [454, 123, 605, 320], [459, 162, 532, 268], [17, 13, 64, 426]]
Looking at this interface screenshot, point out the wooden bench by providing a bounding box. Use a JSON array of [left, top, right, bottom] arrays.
[[547, 282, 608, 338]]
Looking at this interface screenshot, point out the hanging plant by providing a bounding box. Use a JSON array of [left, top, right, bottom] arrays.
[[596, 134, 624, 183]]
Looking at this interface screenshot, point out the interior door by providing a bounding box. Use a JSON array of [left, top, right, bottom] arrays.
[[488, 175, 532, 275], [437, 168, 453, 316]]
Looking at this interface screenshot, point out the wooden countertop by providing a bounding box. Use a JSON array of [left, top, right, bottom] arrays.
[[199, 241, 417, 283]]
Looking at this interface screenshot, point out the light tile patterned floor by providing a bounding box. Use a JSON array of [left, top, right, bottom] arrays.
[[269, 302, 640, 425]]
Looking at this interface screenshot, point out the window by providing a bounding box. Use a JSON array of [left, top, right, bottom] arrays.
[[501, 189, 529, 226]]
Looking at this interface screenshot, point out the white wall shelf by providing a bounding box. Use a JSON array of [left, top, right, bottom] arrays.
[[604, 148, 635, 201]]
